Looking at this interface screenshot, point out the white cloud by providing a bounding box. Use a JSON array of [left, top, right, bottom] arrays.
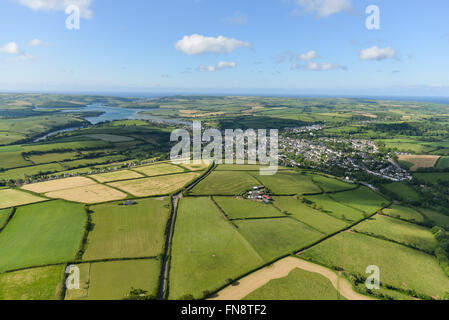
[[299, 50, 320, 60], [16, 0, 93, 19], [0, 42, 20, 54], [28, 38, 48, 47], [293, 0, 352, 17], [303, 61, 346, 71], [359, 46, 396, 61], [199, 61, 237, 72], [175, 34, 251, 55]]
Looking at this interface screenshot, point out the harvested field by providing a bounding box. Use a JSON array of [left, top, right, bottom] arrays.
[[0, 189, 46, 209], [109, 172, 201, 197], [133, 163, 185, 176], [22, 177, 96, 193], [45, 184, 127, 204], [397, 155, 440, 171], [89, 170, 144, 183]]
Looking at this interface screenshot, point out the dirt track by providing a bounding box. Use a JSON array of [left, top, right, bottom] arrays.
[[211, 257, 375, 300]]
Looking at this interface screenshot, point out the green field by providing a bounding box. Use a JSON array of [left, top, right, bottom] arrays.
[[305, 194, 365, 222], [354, 214, 438, 252], [0, 200, 86, 272], [169, 197, 264, 300], [0, 151, 32, 169], [435, 156, 449, 169], [382, 205, 425, 223], [83, 198, 170, 260], [133, 163, 185, 176], [311, 175, 355, 193], [413, 172, 449, 184], [382, 182, 422, 202], [243, 267, 345, 300], [234, 217, 323, 261], [0, 163, 65, 180], [28, 152, 78, 165], [214, 197, 282, 219], [0, 189, 46, 209], [0, 265, 64, 300], [329, 187, 387, 215], [66, 259, 160, 300], [249, 171, 321, 195], [189, 171, 260, 195], [418, 208, 449, 227], [215, 164, 289, 171], [300, 232, 449, 298], [273, 196, 349, 234], [0, 208, 11, 228]]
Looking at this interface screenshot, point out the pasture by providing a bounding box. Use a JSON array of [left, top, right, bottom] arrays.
[[329, 187, 387, 215], [354, 214, 438, 252], [83, 198, 170, 260], [189, 171, 259, 195], [311, 175, 355, 193], [273, 196, 349, 235], [397, 155, 440, 171], [0, 208, 10, 227], [300, 232, 449, 298], [382, 205, 425, 223], [89, 170, 144, 183], [234, 217, 323, 261], [382, 182, 422, 203], [0, 189, 46, 209], [215, 164, 289, 171], [169, 197, 264, 300], [418, 208, 449, 227], [249, 171, 322, 195], [133, 163, 185, 177], [45, 184, 127, 204], [0, 163, 65, 180], [0, 151, 32, 169], [109, 172, 201, 197], [413, 172, 449, 184], [305, 194, 365, 222], [0, 265, 64, 300], [0, 200, 86, 272], [214, 197, 282, 219], [435, 156, 449, 170]]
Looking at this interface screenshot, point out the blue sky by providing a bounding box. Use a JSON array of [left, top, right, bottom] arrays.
[[0, 0, 448, 96]]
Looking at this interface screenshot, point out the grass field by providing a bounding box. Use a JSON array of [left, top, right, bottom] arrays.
[[0, 265, 64, 300], [83, 198, 170, 260], [305, 194, 365, 222], [311, 175, 355, 193], [249, 171, 322, 195], [418, 208, 449, 227], [0, 163, 65, 180], [0, 189, 46, 209], [243, 267, 344, 300], [235, 217, 323, 261], [66, 259, 160, 300], [109, 172, 201, 197], [85, 134, 134, 142], [22, 176, 96, 193], [0, 200, 86, 272], [0, 151, 32, 169], [89, 170, 144, 183], [329, 187, 387, 215], [189, 171, 260, 195], [300, 232, 449, 298], [413, 172, 449, 184], [382, 182, 421, 202], [435, 156, 449, 169], [178, 160, 211, 171], [214, 197, 282, 219], [397, 155, 440, 171], [133, 163, 185, 176], [0, 208, 10, 227], [273, 196, 349, 234], [354, 214, 438, 252], [169, 197, 264, 300], [28, 152, 78, 165], [45, 184, 127, 204], [215, 164, 289, 171], [382, 205, 425, 223]]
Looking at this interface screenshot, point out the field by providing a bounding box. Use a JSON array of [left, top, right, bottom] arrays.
[[234, 218, 323, 261], [83, 198, 170, 260], [189, 171, 260, 195], [249, 171, 322, 195], [0, 163, 65, 180], [66, 259, 160, 300], [0, 208, 10, 227], [178, 160, 211, 171], [22, 176, 96, 193], [89, 170, 144, 183], [435, 156, 449, 170], [133, 163, 185, 176], [273, 196, 349, 234], [45, 184, 127, 204], [418, 208, 449, 227], [0, 189, 46, 209], [0, 265, 64, 300], [311, 175, 355, 193], [329, 187, 387, 215], [354, 214, 438, 252], [397, 155, 440, 171], [214, 197, 282, 219], [109, 172, 201, 197], [0, 151, 32, 169], [382, 182, 422, 203], [305, 194, 365, 222], [414, 172, 449, 184], [300, 232, 449, 298], [215, 164, 289, 171], [0, 200, 86, 272], [382, 205, 425, 223], [168, 197, 264, 300], [243, 268, 344, 300]]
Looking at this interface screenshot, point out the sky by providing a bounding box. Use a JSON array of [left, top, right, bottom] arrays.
[[0, 0, 448, 97]]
